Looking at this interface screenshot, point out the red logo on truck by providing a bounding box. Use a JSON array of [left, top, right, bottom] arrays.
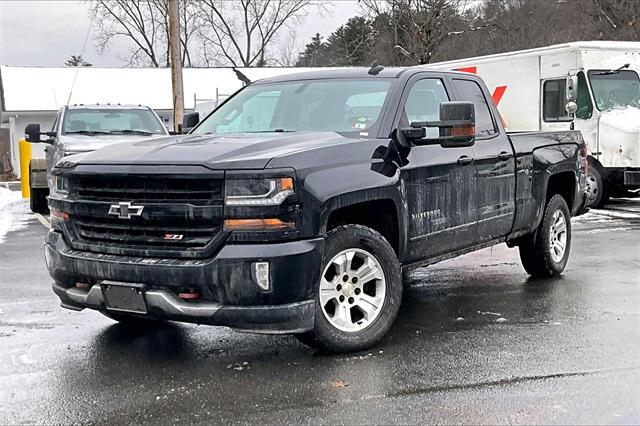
[[455, 66, 507, 127]]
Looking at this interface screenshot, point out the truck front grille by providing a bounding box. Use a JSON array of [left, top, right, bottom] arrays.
[[73, 216, 218, 249], [71, 175, 222, 205], [64, 172, 225, 258]]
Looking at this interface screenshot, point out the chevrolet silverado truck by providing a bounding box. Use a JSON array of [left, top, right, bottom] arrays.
[[24, 104, 168, 214], [45, 68, 588, 353]]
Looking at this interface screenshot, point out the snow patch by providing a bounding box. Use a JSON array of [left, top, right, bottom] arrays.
[[0, 188, 31, 244], [573, 208, 640, 222]]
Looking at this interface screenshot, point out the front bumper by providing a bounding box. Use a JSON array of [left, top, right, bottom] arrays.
[[623, 169, 640, 186], [602, 167, 640, 188], [52, 282, 314, 333], [45, 230, 323, 333]]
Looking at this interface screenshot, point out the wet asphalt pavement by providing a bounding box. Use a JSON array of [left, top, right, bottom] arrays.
[[1, 197, 639, 424]]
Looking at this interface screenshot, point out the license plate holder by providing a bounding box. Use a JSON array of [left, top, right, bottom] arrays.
[[101, 281, 147, 314]]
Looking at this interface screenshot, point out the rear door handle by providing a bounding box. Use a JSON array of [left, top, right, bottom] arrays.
[[457, 155, 474, 166], [498, 151, 512, 161]]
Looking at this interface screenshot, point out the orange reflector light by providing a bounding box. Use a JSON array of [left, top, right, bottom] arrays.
[[50, 209, 69, 221], [224, 218, 294, 230], [452, 125, 475, 137], [280, 177, 294, 191]]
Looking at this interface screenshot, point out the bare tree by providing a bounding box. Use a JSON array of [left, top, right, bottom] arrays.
[[195, 0, 326, 67], [360, 0, 470, 65], [89, 0, 197, 67], [590, 0, 640, 40], [266, 27, 302, 66]]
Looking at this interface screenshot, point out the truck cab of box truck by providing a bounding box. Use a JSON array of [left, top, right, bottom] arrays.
[[426, 41, 640, 208]]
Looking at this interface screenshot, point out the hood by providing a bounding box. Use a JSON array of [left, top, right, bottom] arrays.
[[58, 133, 167, 154], [71, 132, 354, 169]]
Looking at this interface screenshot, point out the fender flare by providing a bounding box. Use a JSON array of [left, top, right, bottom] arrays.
[[317, 189, 408, 260]]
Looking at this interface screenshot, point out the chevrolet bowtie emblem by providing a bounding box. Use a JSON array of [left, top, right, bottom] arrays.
[[108, 201, 145, 219]]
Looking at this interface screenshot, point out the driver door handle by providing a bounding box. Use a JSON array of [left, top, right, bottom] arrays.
[[457, 155, 474, 166], [498, 151, 512, 161]]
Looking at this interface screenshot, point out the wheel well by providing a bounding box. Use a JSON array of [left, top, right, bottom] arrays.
[[546, 171, 575, 207], [326, 199, 399, 254]]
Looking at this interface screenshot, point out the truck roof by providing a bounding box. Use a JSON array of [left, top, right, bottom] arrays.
[[425, 40, 640, 68], [63, 104, 152, 111], [254, 67, 471, 84]]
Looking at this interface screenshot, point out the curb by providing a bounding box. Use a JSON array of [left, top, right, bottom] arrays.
[[0, 181, 21, 191]]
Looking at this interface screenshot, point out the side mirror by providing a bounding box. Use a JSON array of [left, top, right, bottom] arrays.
[[24, 123, 55, 144], [400, 101, 476, 148], [182, 112, 200, 133], [566, 75, 578, 102]]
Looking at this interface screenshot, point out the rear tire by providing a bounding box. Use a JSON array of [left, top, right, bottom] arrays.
[[519, 194, 572, 278], [29, 187, 49, 214], [585, 162, 608, 208], [28, 163, 49, 214], [295, 225, 402, 353]]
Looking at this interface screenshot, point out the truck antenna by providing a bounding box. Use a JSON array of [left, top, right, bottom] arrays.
[[66, 9, 95, 106]]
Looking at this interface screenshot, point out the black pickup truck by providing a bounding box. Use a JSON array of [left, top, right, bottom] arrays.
[[44, 68, 588, 353]]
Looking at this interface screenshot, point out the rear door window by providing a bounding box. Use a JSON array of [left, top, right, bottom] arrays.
[[453, 79, 498, 137]]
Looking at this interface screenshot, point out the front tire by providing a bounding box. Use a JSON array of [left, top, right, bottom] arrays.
[[585, 162, 608, 208], [519, 194, 572, 278], [296, 225, 402, 353]]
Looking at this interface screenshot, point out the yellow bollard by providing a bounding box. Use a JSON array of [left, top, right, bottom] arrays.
[[19, 138, 31, 199]]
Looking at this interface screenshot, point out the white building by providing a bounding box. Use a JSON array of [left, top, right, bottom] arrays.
[[0, 65, 325, 177]]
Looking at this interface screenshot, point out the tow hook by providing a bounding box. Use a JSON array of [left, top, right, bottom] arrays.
[[178, 289, 201, 300]]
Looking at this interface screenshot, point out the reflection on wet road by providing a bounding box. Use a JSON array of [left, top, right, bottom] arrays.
[[1, 198, 639, 424]]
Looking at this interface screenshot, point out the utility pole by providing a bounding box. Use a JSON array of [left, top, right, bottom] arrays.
[[168, 0, 184, 133]]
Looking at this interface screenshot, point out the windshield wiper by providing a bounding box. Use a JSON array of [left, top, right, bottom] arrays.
[[202, 129, 297, 135], [108, 129, 155, 135], [595, 63, 630, 76], [65, 130, 111, 136], [244, 129, 296, 133]]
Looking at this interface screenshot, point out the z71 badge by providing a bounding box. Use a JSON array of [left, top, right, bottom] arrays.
[[163, 234, 184, 241]]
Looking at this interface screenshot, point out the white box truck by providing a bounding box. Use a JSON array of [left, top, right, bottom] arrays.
[[426, 41, 640, 207]]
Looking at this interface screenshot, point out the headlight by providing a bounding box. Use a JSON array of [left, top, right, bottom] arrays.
[[225, 177, 294, 206], [51, 174, 69, 195]]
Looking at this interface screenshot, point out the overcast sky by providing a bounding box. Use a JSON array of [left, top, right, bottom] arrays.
[[0, 0, 361, 67]]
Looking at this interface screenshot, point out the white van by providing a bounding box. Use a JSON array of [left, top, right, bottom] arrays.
[[426, 41, 640, 207]]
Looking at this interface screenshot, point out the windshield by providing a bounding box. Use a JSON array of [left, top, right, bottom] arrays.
[[192, 79, 392, 136], [588, 69, 640, 111], [62, 108, 166, 135]]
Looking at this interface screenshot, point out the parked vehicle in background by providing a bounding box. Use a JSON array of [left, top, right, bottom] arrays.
[[427, 41, 640, 208], [24, 104, 169, 213], [45, 68, 587, 353]]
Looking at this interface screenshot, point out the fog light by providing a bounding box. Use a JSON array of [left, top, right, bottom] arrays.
[[252, 262, 270, 291]]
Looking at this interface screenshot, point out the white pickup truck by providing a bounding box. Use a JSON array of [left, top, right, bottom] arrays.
[[25, 104, 168, 213]]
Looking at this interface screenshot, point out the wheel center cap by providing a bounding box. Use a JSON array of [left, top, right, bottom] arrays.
[[342, 282, 355, 297]]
